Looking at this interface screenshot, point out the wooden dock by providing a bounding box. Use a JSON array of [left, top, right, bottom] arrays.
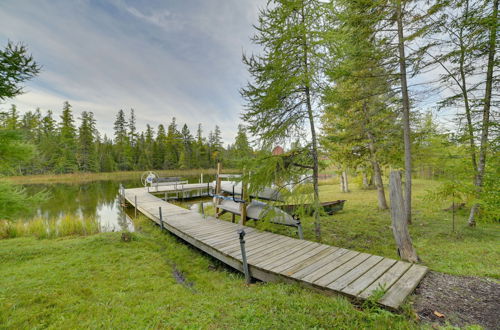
[[145, 182, 212, 199], [123, 187, 428, 310]]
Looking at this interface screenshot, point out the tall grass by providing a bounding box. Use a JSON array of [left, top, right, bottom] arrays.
[[4, 168, 239, 185], [0, 215, 100, 239]]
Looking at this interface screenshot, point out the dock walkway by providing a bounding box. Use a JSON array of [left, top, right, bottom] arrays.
[[123, 187, 427, 310]]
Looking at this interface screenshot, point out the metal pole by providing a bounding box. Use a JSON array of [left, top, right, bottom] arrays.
[[159, 206, 164, 230], [134, 195, 137, 219], [165, 192, 167, 202], [238, 229, 251, 284]]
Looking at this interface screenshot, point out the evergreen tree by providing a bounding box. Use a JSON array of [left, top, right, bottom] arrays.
[[241, 0, 326, 239], [57, 101, 78, 173], [0, 42, 40, 101], [153, 124, 167, 169], [165, 117, 182, 168], [233, 124, 253, 167], [113, 109, 131, 170], [179, 124, 193, 169], [77, 111, 99, 172]]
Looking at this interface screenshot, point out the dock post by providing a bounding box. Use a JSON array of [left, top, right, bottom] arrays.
[[200, 202, 205, 219], [164, 192, 167, 202], [296, 218, 304, 240], [239, 171, 248, 226], [134, 195, 137, 219], [215, 162, 222, 217], [237, 229, 251, 284], [159, 206, 164, 230]]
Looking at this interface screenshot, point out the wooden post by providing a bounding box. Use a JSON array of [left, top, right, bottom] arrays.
[[134, 195, 137, 219], [159, 206, 164, 230], [215, 162, 222, 217], [239, 172, 248, 226], [389, 171, 418, 263]]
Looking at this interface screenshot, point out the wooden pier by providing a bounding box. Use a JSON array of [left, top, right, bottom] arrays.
[[123, 187, 428, 310]]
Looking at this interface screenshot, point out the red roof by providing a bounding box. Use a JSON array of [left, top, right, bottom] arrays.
[[272, 146, 284, 155]]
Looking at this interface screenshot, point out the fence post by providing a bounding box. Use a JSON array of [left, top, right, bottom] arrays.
[[159, 206, 164, 231], [238, 229, 251, 284]]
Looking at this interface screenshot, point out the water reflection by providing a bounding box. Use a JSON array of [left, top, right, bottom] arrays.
[[21, 175, 215, 232]]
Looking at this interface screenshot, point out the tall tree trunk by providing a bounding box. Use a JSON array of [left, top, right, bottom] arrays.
[[362, 102, 388, 209], [389, 171, 419, 262], [362, 169, 369, 189], [458, 0, 478, 175], [301, 6, 321, 240], [341, 170, 349, 192], [396, 0, 413, 224], [468, 0, 498, 226]]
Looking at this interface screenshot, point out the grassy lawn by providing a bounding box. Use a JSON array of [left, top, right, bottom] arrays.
[[208, 178, 499, 279], [0, 217, 417, 329]]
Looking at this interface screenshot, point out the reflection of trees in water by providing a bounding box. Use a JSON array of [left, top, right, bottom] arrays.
[[23, 180, 132, 219], [22, 175, 209, 222]]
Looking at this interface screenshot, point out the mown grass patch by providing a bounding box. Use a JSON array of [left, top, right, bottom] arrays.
[[0, 216, 419, 329]]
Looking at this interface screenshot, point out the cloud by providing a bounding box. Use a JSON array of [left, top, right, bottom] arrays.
[[0, 0, 267, 143]]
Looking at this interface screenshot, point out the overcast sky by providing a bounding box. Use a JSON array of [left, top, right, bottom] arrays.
[[0, 0, 266, 144]]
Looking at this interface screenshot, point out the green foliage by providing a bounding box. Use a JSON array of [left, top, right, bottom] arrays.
[[0, 129, 34, 174], [0, 181, 46, 220], [0, 41, 40, 100]]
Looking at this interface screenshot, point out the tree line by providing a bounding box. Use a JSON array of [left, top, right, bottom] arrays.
[[0, 103, 253, 175]]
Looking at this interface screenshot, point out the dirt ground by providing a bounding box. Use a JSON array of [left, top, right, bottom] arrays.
[[413, 271, 500, 329]]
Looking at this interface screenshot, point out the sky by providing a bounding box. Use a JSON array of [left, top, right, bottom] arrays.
[[0, 0, 266, 144]]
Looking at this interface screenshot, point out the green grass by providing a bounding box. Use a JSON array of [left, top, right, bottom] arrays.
[[203, 178, 499, 279], [0, 217, 419, 329]]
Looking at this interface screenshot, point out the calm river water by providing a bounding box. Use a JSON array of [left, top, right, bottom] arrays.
[[21, 175, 214, 232]]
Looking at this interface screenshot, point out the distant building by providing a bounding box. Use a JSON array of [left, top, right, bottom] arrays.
[[272, 145, 284, 155]]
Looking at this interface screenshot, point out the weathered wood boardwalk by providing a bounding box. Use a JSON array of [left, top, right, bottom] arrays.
[[123, 187, 427, 310]]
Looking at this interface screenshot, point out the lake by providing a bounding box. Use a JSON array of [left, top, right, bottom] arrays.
[[21, 175, 215, 232]]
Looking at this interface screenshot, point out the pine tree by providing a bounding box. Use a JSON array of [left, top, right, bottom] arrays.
[[38, 110, 59, 172], [165, 118, 181, 168], [153, 124, 167, 169], [57, 101, 78, 173], [322, 0, 400, 209], [179, 124, 193, 169], [113, 109, 131, 170], [241, 0, 326, 240], [0, 42, 40, 101], [77, 111, 99, 172], [233, 124, 253, 167]]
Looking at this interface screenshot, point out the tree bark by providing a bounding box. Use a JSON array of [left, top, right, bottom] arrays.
[[458, 0, 478, 175], [362, 169, 369, 189], [468, 0, 498, 226], [341, 171, 349, 193], [301, 5, 321, 241], [361, 102, 388, 209], [389, 171, 419, 263], [396, 0, 413, 224]]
